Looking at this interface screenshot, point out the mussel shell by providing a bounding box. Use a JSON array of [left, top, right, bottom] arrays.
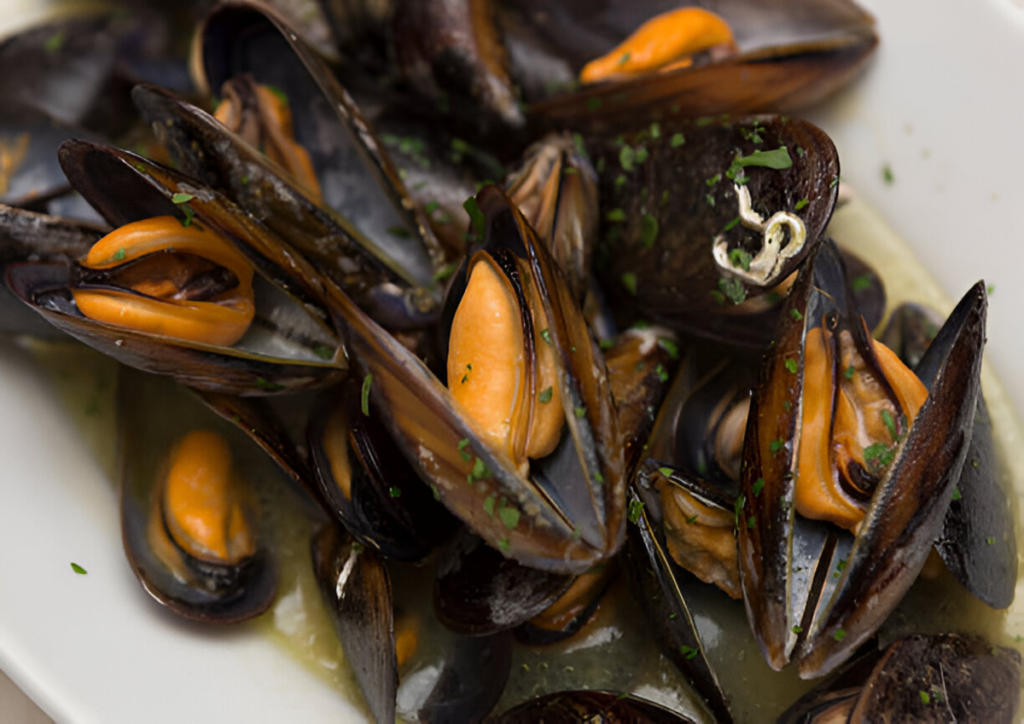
[[434, 530, 574, 636], [906, 303, 1017, 610], [491, 689, 699, 723], [118, 368, 277, 623], [0, 204, 103, 338], [182, 1, 440, 293], [513, 0, 876, 129], [590, 115, 838, 346], [328, 186, 624, 574], [779, 634, 1021, 723], [311, 522, 397, 724], [738, 239, 988, 677], [308, 379, 456, 562], [7, 140, 346, 395]]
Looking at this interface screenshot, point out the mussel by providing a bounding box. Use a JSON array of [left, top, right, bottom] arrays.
[[738, 239, 989, 678], [330, 186, 625, 575], [119, 369, 277, 622], [7, 141, 346, 394]]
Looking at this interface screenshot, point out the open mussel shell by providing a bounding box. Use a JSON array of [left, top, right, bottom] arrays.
[[154, 1, 440, 322], [591, 114, 838, 346], [492, 689, 699, 723], [308, 378, 456, 562], [0, 203, 104, 338], [327, 186, 624, 574], [311, 521, 397, 724], [618, 489, 733, 720], [778, 634, 1021, 723], [7, 140, 345, 394], [738, 239, 988, 678], [513, 0, 876, 130], [882, 303, 1017, 609], [118, 368, 277, 623]]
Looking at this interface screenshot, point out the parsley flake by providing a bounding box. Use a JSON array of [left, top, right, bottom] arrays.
[[622, 272, 638, 295], [834, 629, 846, 642], [795, 198, 809, 211], [70, 562, 87, 574], [463, 196, 486, 239], [784, 358, 798, 374], [753, 478, 765, 496], [670, 132, 685, 148], [538, 386, 553, 404], [360, 374, 373, 416], [640, 213, 659, 248], [628, 499, 644, 524]]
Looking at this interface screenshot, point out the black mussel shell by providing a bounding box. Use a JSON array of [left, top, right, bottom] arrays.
[[119, 369, 277, 623], [590, 115, 838, 346]]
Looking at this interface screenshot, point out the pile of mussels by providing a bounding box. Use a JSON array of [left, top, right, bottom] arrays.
[[1, 0, 1020, 721]]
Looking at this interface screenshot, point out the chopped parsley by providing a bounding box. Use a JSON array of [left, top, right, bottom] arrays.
[[784, 358, 798, 374], [70, 562, 87, 574], [845, 365, 856, 380], [952, 487, 962, 501], [658, 338, 679, 359], [463, 196, 486, 240], [44, 31, 66, 54], [640, 214, 659, 248], [389, 487, 401, 498], [790, 309, 803, 321], [919, 691, 931, 705], [728, 147, 794, 177], [313, 345, 334, 360], [606, 208, 627, 222], [834, 628, 846, 642], [498, 506, 521, 530], [881, 409, 898, 441], [753, 478, 765, 496], [540, 328, 553, 345], [795, 198, 809, 211], [628, 499, 644, 524], [538, 386, 553, 404], [574, 406, 587, 418], [769, 439, 785, 454], [679, 645, 699, 660], [718, 277, 746, 304], [851, 273, 874, 292], [792, 625, 803, 634], [619, 145, 635, 171], [112, 248, 127, 262], [728, 247, 752, 272], [670, 132, 685, 148], [622, 272, 638, 295], [883, 164, 894, 184], [361, 374, 373, 416]]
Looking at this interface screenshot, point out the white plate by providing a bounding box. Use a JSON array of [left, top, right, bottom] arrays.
[[1, 1, 1022, 722]]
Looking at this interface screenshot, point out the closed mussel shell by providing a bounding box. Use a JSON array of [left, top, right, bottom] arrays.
[[590, 114, 838, 346]]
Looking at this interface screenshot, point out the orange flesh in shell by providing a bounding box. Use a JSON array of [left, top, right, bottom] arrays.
[[214, 81, 322, 202], [447, 255, 563, 470], [661, 482, 741, 599], [72, 216, 255, 347], [580, 8, 736, 84], [794, 326, 928, 530], [527, 566, 612, 632], [162, 430, 255, 565]]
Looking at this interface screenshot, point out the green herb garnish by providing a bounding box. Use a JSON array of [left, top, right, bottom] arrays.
[[70, 562, 87, 574], [361, 374, 373, 416]]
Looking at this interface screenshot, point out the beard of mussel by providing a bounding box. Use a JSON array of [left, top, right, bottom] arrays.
[[146, 430, 257, 593], [446, 250, 564, 477]]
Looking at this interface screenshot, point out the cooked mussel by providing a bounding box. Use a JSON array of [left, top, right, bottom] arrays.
[[135, 1, 443, 329], [119, 369, 276, 622], [328, 186, 624, 574], [738, 239, 988, 678], [778, 633, 1021, 723], [7, 141, 346, 394], [589, 114, 839, 346], [308, 378, 456, 561], [511, 0, 877, 131]]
